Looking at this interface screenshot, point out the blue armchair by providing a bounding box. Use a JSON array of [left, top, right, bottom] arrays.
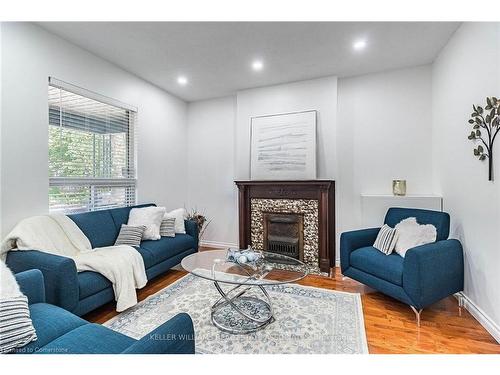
[[13, 270, 195, 354], [340, 207, 464, 326]]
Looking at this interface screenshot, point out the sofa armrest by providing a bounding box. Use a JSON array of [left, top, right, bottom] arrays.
[[6, 250, 79, 312], [340, 228, 380, 273], [403, 239, 464, 309], [184, 220, 199, 250], [122, 313, 195, 354], [15, 269, 46, 304]]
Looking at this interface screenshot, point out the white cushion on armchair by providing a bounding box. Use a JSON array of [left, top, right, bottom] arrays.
[[394, 217, 437, 257]]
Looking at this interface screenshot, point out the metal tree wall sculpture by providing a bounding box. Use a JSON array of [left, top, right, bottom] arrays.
[[467, 96, 500, 181]]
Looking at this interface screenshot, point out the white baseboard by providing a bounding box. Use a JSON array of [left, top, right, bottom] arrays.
[[455, 292, 500, 344], [199, 240, 238, 249]]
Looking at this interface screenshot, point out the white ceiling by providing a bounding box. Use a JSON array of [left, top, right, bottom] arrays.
[[38, 22, 459, 102]]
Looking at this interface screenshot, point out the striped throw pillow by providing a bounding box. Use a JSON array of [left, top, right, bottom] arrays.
[[115, 224, 146, 246], [0, 295, 37, 353], [373, 224, 398, 255], [160, 218, 176, 237]]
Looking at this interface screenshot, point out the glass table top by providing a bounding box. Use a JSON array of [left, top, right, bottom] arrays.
[[181, 249, 308, 286]]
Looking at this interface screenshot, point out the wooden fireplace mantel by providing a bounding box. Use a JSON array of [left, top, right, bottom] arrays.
[[234, 180, 335, 273]]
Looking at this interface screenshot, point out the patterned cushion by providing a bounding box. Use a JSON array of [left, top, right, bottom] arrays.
[[114, 225, 146, 247], [164, 208, 187, 234], [159, 218, 176, 237], [0, 295, 37, 353], [373, 224, 398, 255]]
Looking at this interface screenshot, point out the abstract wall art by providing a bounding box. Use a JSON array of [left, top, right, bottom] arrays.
[[250, 110, 317, 180]]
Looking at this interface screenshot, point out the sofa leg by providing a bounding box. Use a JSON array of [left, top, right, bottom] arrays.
[[410, 306, 423, 327]]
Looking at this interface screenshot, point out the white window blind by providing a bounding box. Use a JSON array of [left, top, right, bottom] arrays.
[[48, 78, 137, 214]]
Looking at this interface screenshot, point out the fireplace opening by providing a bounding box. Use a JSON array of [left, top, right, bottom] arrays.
[[263, 212, 304, 262]]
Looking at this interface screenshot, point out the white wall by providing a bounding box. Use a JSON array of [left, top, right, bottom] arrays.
[[0, 22, 188, 236], [235, 77, 338, 179], [337, 65, 434, 234], [186, 96, 238, 247], [432, 22, 500, 337]]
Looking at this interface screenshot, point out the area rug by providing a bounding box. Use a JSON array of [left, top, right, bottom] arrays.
[[103, 274, 368, 354]]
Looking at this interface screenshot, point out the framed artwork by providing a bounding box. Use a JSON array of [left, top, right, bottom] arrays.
[[250, 110, 317, 180]]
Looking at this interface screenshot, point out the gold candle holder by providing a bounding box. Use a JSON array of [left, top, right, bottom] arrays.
[[393, 180, 407, 196]]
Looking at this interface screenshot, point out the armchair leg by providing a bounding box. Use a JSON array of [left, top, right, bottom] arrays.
[[410, 306, 423, 327], [458, 294, 464, 317]]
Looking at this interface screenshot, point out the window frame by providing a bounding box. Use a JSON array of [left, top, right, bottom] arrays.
[[48, 77, 138, 214]]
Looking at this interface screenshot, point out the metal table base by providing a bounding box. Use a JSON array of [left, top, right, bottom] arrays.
[[210, 280, 275, 334]]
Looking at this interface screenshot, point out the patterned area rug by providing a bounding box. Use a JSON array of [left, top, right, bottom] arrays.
[[104, 274, 368, 354]]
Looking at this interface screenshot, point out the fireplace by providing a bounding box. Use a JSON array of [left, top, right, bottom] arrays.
[[263, 212, 304, 261], [235, 180, 335, 274]]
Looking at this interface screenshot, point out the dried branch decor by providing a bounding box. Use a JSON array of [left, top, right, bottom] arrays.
[[467, 96, 500, 181], [186, 208, 212, 242]]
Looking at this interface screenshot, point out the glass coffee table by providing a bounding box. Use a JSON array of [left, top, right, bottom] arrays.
[[181, 249, 308, 334]]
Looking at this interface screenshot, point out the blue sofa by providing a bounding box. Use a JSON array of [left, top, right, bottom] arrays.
[[11, 270, 194, 354], [6, 204, 198, 316], [340, 207, 464, 325]]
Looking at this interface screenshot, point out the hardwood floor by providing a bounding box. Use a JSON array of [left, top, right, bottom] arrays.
[[84, 258, 500, 354]]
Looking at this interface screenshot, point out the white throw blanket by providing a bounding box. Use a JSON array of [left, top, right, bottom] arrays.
[[1, 215, 147, 312]]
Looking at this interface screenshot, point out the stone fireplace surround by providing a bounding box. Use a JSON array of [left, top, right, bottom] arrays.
[[235, 180, 335, 274], [251, 198, 319, 271]]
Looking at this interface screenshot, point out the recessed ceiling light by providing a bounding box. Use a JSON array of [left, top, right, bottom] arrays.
[[353, 39, 367, 51], [252, 60, 264, 71], [177, 76, 188, 85]]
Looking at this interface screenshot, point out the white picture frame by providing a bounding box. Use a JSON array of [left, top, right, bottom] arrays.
[[250, 110, 317, 180]]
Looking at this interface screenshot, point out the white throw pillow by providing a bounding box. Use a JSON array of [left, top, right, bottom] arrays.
[[164, 208, 187, 234], [0, 260, 22, 298], [394, 217, 437, 257], [127, 206, 166, 241]]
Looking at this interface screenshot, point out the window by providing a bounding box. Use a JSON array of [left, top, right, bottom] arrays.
[[48, 78, 137, 214]]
